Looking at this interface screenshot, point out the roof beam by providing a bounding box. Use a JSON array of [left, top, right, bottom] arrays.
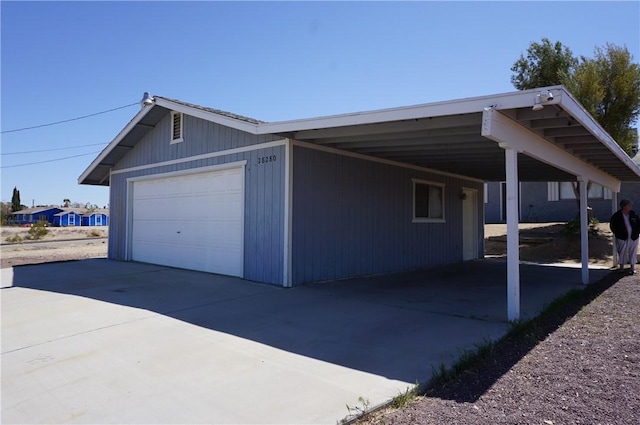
[[336, 134, 488, 150], [285, 113, 483, 140], [544, 127, 592, 137], [311, 124, 483, 145], [556, 135, 600, 145], [482, 108, 620, 191], [529, 117, 577, 129], [515, 106, 569, 121]]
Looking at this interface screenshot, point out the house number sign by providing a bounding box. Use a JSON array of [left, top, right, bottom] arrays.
[[257, 155, 276, 164]]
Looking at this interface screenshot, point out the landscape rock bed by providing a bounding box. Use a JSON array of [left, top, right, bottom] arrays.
[[358, 273, 639, 425]]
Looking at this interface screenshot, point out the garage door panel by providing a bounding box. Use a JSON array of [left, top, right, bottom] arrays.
[[131, 167, 244, 277]]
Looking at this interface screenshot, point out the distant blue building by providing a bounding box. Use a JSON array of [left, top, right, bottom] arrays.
[[53, 210, 82, 227], [11, 207, 63, 226], [81, 211, 109, 226]]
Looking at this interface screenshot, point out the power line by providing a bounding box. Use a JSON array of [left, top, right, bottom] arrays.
[[0, 151, 100, 169], [1, 143, 106, 155], [1, 102, 138, 134]]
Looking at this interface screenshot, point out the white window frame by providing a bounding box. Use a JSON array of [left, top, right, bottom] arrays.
[[558, 181, 604, 200], [170, 111, 184, 144], [547, 182, 559, 201], [412, 178, 445, 223]]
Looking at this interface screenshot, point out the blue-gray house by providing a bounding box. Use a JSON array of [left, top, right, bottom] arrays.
[[81, 211, 109, 226], [53, 210, 82, 227], [11, 207, 63, 226], [484, 160, 640, 223], [79, 87, 640, 319]]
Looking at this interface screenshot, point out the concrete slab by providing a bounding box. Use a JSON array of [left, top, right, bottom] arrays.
[[1, 259, 612, 424]]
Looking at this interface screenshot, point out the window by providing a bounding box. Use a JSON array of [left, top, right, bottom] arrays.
[[170, 112, 184, 144], [559, 182, 604, 200], [412, 179, 445, 222]]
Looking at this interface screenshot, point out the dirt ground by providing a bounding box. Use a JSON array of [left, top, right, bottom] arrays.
[[0, 226, 108, 268], [0, 222, 616, 270], [484, 222, 615, 267]]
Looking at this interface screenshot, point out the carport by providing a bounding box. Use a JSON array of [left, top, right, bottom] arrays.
[[260, 85, 640, 320]]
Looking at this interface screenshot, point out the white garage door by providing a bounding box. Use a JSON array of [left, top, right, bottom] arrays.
[[131, 167, 244, 277]]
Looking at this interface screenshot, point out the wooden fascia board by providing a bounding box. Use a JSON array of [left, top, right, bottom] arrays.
[[258, 88, 561, 135], [153, 98, 259, 134], [482, 107, 621, 192], [78, 105, 154, 185], [275, 114, 484, 141]]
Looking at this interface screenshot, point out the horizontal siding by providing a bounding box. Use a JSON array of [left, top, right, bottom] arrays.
[[291, 146, 483, 285], [108, 112, 284, 285]]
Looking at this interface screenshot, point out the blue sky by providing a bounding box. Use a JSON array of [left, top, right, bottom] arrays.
[[1, 1, 639, 209]]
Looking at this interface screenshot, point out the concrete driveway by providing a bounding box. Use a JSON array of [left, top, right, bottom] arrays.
[[1, 259, 611, 424]]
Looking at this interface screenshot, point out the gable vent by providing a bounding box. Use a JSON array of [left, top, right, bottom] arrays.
[[171, 112, 183, 143]]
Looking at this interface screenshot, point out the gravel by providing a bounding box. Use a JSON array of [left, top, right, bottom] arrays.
[[358, 272, 640, 425]]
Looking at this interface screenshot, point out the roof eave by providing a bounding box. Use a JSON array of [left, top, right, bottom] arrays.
[[256, 86, 568, 135], [153, 97, 260, 134], [78, 105, 154, 185], [79, 97, 264, 186], [554, 87, 640, 180]]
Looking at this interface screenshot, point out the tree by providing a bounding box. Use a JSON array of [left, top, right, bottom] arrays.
[[11, 187, 21, 212], [0, 202, 11, 225], [566, 44, 640, 154], [63, 198, 71, 207], [510, 38, 577, 89], [511, 39, 640, 155]]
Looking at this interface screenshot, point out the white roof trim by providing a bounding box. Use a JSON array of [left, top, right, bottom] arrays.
[[78, 105, 154, 184], [79, 86, 640, 186], [482, 108, 621, 191], [153, 98, 259, 134], [256, 87, 564, 135]]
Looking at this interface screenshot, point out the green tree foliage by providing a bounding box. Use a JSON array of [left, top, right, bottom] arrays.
[[510, 38, 577, 89], [63, 198, 71, 207], [11, 187, 21, 212], [0, 202, 11, 225], [512, 39, 640, 155], [566, 44, 640, 154]]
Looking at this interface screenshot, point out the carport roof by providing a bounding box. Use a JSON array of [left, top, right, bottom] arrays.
[[79, 86, 640, 188]]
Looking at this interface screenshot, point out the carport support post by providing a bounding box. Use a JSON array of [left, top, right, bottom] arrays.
[[504, 146, 520, 321], [612, 191, 619, 267], [578, 177, 589, 284]]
